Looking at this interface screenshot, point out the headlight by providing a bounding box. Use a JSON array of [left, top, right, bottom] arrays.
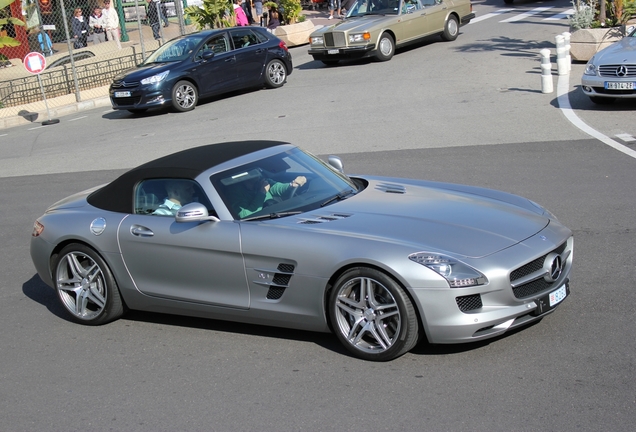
[[409, 252, 488, 288], [310, 36, 324, 45], [584, 59, 597, 76], [141, 70, 169, 85], [349, 32, 371, 43]]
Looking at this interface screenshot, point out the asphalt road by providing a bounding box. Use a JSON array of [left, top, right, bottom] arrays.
[[1, 1, 635, 430]]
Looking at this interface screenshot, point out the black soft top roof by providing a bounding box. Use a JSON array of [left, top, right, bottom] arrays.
[[87, 141, 287, 213]]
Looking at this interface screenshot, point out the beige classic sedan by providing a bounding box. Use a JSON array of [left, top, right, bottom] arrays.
[[308, 0, 475, 64]]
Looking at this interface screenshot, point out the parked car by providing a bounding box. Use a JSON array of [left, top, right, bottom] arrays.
[[30, 141, 572, 361], [581, 26, 636, 104], [109, 27, 292, 113], [308, 0, 475, 64]]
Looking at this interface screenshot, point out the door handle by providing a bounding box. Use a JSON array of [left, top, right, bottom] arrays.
[[131, 225, 154, 237]]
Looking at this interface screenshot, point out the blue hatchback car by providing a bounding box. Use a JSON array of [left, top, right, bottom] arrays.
[[109, 27, 293, 113]]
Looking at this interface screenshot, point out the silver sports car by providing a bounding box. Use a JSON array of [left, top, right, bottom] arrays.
[[30, 141, 573, 361]]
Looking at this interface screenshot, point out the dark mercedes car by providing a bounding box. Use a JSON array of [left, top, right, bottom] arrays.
[[109, 27, 293, 113]]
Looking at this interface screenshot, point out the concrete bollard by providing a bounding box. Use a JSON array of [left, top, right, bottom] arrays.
[[555, 34, 568, 76], [562, 32, 571, 72], [540, 48, 553, 94]]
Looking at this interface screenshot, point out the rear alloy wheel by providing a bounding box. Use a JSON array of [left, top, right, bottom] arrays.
[[54, 244, 124, 325], [329, 267, 419, 361], [441, 15, 459, 41], [265, 59, 287, 88], [375, 32, 395, 62], [172, 80, 198, 112]]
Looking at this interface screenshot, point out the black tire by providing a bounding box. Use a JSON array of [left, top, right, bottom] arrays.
[[441, 15, 460, 42], [171, 80, 198, 112], [127, 108, 147, 114], [590, 96, 616, 104], [375, 32, 395, 62], [54, 244, 124, 325], [264, 59, 287, 89], [328, 267, 419, 361], [321, 60, 340, 66]]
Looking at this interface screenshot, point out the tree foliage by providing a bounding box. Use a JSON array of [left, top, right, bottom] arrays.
[[184, 0, 236, 29], [0, 0, 26, 49]]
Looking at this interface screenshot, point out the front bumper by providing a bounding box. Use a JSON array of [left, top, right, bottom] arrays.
[[581, 75, 636, 99], [109, 84, 172, 110], [308, 44, 375, 61]]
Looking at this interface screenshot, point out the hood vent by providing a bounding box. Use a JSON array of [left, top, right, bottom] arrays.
[[375, 183, 406, 194], [298, 213, 352, 225]]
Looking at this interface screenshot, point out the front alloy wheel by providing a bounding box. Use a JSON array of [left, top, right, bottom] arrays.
[[329, 267, 419, 361], [172, 80, 198, 112], [54, 244, 123, 325], [264, 59, 287, 88]]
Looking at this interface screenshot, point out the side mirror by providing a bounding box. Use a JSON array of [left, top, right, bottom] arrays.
[[176, 202, 219, 223], [328, 155, 344, 173], [202, 50, 215, 61]]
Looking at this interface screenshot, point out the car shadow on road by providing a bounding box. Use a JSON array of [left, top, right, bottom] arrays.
[[23, 272, 541, 360]]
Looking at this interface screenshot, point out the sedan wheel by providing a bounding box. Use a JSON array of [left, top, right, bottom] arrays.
[[264, 59, 287, 89], [375, 32, 395, 62], [54, 244, 124, 325], [442, 15, 459, 41], [172, 80, 198, 112], [329, 267, 419, 361]]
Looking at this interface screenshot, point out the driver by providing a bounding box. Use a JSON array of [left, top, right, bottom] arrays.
[[231, 174, 307, 219]]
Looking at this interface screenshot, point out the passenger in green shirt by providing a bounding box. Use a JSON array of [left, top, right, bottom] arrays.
[[232, 175, 307, 219]]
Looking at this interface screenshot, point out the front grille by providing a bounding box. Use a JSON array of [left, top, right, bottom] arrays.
[[510, 242, 567, 299], [598, 64, 636, 78], [325, 32, 346, 48], [456, 294, 482, 312], [111, 80, 140, 89]]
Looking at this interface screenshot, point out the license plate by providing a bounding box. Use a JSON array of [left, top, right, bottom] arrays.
[[328, 49, 339, 55], [549, 285, 567, 307], [605, 81, 634, 90], [114, 91, 131, 98], [532, 283, 569, 316]]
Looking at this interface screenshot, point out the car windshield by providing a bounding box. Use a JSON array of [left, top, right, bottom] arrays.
[[346, 0, 401, 17], [143, 34, 206, 64], [211, 148, 359, 221]]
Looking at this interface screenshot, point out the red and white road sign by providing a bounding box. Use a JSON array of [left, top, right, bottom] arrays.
[[23, 52, 47, 74]]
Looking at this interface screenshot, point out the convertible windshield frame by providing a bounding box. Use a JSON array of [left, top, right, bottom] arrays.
[[346, 0, 401, 17], [210, 148, 359, 221]]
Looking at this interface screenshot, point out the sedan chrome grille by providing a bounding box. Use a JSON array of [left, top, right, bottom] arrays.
[[598, 64, 636, 78], [111, 80, 140, 89], [325, 32, 346, 48], [509, 242, 569, 299]]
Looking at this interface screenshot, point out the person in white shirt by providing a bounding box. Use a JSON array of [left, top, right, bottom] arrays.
[[89, 7, 106, 44], [152, 181, 196, 216], [102, 0, 122, 49]]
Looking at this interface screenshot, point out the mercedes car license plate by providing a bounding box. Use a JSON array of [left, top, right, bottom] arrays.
[[328, 49, 339, 55], [549, 285, 567, 307], [605, 82, 634, 90], [115, 91, 131, 98]]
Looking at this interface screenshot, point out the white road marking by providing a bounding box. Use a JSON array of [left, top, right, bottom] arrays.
[[557, 75, 636, 159], [615, 133, 636, 142], [469, 9, 513, 24], [500, 6, 555, 23]]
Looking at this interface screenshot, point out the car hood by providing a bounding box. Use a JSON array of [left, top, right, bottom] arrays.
[[114, 63, 172, 81], [322, 15, 394, 32], [592, 36, 636, 64], [278, 178, 549, 259]]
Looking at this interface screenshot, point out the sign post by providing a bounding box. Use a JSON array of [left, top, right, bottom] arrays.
[[23, 52, 60, 126]]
